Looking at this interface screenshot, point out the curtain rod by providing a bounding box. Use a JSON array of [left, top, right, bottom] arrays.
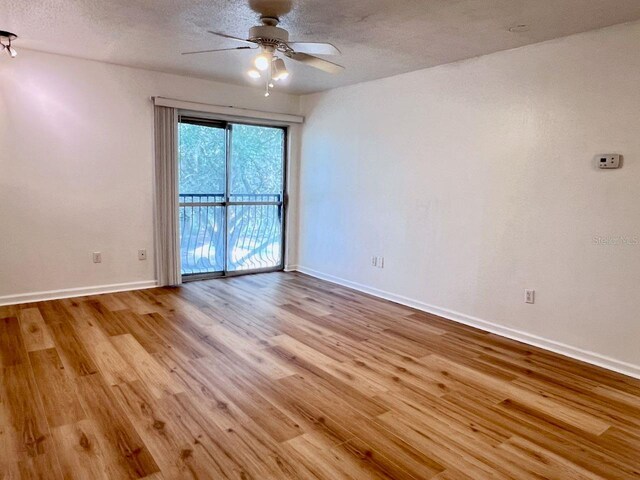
[[152, 96, 304, 124]]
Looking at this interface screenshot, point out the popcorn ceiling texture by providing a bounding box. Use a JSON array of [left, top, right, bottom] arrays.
[[4, 0, 640, 94]]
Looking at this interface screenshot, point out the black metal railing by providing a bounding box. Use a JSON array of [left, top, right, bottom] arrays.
[[179, 193, 282, 275]]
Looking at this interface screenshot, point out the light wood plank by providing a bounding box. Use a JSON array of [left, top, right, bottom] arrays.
[[29, 348, 85, 427], [18, 309, 54, 352], [75, 373, 160, 479]]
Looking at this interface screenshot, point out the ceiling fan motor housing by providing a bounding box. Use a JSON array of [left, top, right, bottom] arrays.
[[249, 25, 289, 45]]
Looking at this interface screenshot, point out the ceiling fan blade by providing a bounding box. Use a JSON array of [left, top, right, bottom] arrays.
[[207, 31, 255, 44], [288, 42, 341, 55], [287, 52, 344, 74], [181, 46, 256, 55]]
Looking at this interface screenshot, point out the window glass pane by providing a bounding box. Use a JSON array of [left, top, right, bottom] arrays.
[[178, 122, 226, 275], [227, 205, 282, 271], [179, 122, 226, 194], [179, 205, 225, 275], [230, 124, 284, 196]]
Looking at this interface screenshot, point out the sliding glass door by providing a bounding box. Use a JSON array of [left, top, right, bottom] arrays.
[[178, 119, 227, 276], [227, 124, 285, 272], [178, 118, 285, 279]]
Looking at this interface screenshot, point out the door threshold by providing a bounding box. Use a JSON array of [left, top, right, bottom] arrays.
[[181, 267, 284, 283]]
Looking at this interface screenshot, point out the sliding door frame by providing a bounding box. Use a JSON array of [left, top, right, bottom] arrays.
[[178, 113, 288, 281]]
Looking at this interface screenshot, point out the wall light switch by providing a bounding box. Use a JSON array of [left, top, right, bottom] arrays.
[[371, 256, 378, 267], [93, 252, 102, 264]]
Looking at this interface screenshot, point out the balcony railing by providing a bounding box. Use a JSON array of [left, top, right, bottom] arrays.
[[179, 193, 283, 275]]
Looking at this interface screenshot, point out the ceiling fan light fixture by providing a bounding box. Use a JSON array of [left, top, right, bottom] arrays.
[[272, 58, 289, 80], [7, 45, 17, 58], [254, 51, 272, 71], [183, 16, 344, 98]]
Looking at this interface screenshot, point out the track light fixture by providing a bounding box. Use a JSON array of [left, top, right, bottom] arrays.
[[0, 30, 18, 58]]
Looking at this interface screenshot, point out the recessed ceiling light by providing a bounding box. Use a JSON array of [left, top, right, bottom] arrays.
[[508, 24, 530, 33]]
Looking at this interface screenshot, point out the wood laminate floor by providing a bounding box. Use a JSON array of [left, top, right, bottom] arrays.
[[0, 272, 639, 479]]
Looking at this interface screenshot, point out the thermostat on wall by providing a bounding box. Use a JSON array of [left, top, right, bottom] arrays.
[[596, 154, 621, 169]]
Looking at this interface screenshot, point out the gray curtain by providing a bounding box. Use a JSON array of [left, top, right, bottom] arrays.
[[153, 106, 182, 286]]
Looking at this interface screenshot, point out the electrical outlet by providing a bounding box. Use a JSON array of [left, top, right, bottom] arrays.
[[138, 249, 147, 261], [93, 252, 102, 264], [377, 256, 384, 269], [371, 256, 377, 267], [524, 289, 535, 304]]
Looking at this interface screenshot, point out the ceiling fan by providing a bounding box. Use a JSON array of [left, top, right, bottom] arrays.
[[182, 16, 344, 96]]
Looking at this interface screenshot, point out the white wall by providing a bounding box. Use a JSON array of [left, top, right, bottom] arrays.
[[298, 21, 640, 375], [0, 50, 300, 301]]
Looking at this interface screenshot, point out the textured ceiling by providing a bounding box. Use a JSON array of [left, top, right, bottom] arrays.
[[3, 0, 640, 94]]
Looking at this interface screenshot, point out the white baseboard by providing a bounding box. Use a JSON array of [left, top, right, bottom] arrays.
[[293, 266, 640, 380], [284, 264, 299, 272], [0, 280, 158, 306]]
